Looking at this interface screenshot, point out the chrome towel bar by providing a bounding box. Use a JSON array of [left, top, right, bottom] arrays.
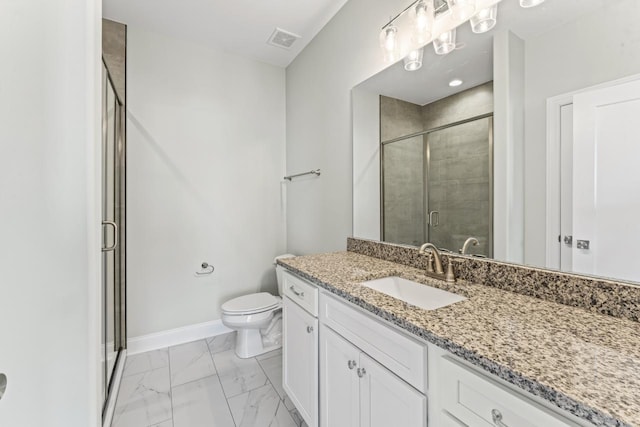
[[284, 169, 321, 181]]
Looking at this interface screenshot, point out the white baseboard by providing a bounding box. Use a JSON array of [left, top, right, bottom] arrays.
[[127, 319, 233, 355]]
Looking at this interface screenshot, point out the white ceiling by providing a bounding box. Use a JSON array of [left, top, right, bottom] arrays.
[[103, 0, 349, 67], [357, 0, 606, 106]]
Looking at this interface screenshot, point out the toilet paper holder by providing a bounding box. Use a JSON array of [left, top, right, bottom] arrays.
[[196, 262, 215, 275]]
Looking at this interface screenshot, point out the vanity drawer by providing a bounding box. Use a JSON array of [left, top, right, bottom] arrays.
[[319, 292, 427, 392], [282, 270, 318, 316], [439, 356, 577, 427]]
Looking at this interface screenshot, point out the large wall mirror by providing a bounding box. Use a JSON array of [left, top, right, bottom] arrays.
[[353, 0, 640, 284]]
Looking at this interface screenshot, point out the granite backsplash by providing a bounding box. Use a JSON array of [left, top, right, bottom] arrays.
[[347, 237, 640, 322]]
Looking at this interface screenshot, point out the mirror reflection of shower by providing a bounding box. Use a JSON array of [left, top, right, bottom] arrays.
[[381, 82, 493, 257]]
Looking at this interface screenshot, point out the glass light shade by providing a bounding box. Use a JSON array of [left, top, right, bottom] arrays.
[[447, 0, 476, 22], [412, 0, 433, 44], [470, 5, 497, 33], [404, 48, 424, 71], [519, 0, 545, 7], [379, 25, 399, 62], [433, 29, 456, 55]]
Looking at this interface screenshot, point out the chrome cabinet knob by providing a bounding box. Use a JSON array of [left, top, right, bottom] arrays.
[[357, 367, 366, 378], [347, 360, 357, 370], [306, 325, 314, 333], [491, 409, 508, 427]]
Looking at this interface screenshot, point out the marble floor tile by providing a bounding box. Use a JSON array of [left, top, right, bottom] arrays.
[[228, 383, 296, 427], [256, 347, 282, 361], [283, 394, 296, 411], [111, 367, 172, 427], [169, 340, 216, 387], [123, 348, 169, 377], [172, 375, 235, 427], [213, 349, 269, 398], [257, 352, 285, 399], [207, 332, 237, 354]]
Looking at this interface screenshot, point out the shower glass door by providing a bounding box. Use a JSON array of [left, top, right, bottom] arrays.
[[101, 62, 126, 410], [426, 117, 492, 256], [382, 116, 492, 256]]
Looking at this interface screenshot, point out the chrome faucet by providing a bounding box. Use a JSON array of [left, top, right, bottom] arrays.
[[419, 243, 456, 283], [460, 237, 479, 255]]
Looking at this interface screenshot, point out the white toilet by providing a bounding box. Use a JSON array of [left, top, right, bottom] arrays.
[[221, 254, 295, 358]]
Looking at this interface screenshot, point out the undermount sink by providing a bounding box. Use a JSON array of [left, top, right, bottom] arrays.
[[361, 276, 466, 311]]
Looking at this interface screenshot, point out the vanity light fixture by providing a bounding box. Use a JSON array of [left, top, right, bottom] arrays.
[[470, 4, 498, 33], [433, 29, 456, 55], [449, 78, 463, 87], [519, 0, 545, 8], [447, 0, 477, 22], [412, 0, 434, 44], [379, 24, 399, 62], [404, 48, 425, 71]]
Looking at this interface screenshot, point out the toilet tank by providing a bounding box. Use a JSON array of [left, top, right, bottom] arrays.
[[274, 254, 296, 296]]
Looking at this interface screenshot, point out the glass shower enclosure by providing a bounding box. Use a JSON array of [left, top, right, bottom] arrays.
[[382, 115, 493, 257], [101, 61, 127, 414]]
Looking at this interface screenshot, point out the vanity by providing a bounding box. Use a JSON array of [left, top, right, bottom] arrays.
[[279, 240, 640, 427]]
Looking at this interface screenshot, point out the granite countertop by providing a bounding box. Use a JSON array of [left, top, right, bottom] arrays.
[[278, 251, 640, 427]]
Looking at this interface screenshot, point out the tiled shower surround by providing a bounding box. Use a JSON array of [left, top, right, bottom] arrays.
[[347, 237, 640, 322]]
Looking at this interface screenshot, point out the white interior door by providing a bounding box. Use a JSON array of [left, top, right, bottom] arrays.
[[572, 79, 640, 281]]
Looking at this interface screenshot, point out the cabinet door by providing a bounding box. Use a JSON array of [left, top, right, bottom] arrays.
[[283, 296, 318, 427], [320, 325, 360, 427], [360, 353, 427, 427]]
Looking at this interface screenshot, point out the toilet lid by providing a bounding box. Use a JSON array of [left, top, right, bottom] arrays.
[[222, 292, 279, 314]]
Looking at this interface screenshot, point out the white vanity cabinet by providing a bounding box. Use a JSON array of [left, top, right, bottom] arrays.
[[281, 269, 587, 427], [438, 356, 581, 427], [319, 293, 427, 427], [282, 271, 319, 427]]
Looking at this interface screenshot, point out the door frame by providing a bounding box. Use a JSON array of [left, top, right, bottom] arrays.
[[545, 72, 640, 269]]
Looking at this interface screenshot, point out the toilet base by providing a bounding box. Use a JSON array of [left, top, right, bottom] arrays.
[[235, 328, 282, 359]]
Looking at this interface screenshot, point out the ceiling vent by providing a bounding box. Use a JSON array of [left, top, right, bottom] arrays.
[[267, 28, 301, 50]]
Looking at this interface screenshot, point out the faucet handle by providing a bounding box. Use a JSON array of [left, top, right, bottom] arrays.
[[426, 252, 435, 273], [445, 261, 456, 283]]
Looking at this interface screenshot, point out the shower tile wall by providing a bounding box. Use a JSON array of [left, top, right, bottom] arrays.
[[428, 119, 491, 254], [381, 82, 494, 254], [381, 97, 424, 246]]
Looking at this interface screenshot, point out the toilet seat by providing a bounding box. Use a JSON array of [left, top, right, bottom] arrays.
[[221, 292, 280, 315]]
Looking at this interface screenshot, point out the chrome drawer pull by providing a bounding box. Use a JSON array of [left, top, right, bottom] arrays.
[[289, 286, 305, 298], [306, 325, 314, 333], [357, 367, 366, 378], [347, 360, 357, 370], [492, 409, 508, 427]]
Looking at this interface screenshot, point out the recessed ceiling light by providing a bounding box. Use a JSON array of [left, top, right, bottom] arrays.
[[449, 79, 463, 87]]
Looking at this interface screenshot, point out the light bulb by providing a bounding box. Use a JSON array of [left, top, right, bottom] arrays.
[[411, 0, 433, 44], [379, 25, 399, 62], [404, 48, 424, 71], [433, 29, 456, 55], [470, 5, 497, 33], [447, 0, 476, 22], [519, 0, 545, 7]]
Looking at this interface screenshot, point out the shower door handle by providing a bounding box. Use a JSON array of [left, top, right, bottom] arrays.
[[102, 221, 118, 252], [429, 211, 439, 227]]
